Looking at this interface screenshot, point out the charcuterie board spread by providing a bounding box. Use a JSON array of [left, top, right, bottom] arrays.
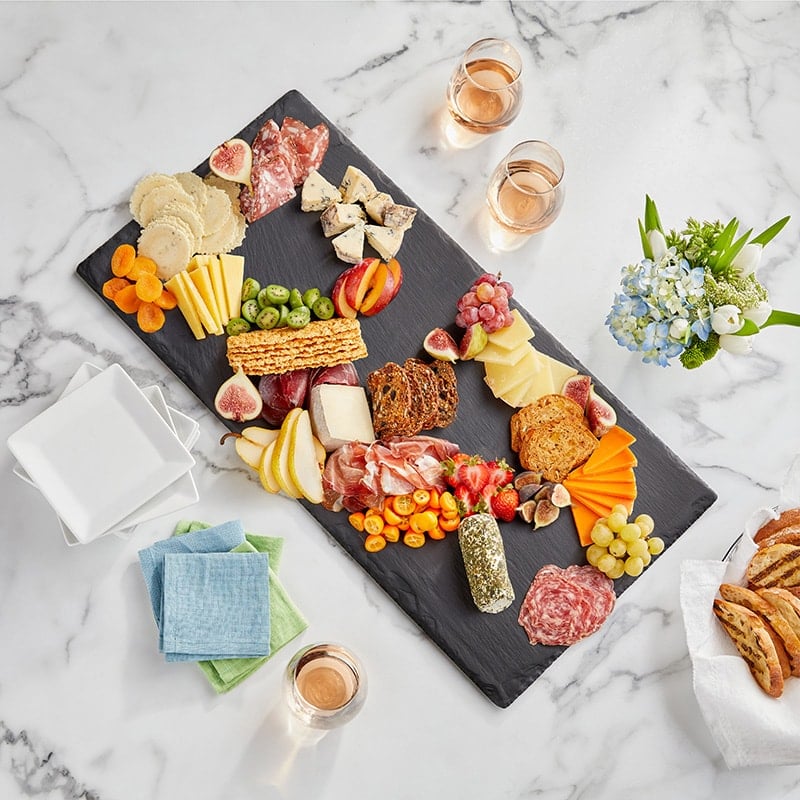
[[77, 90, 716, 707]]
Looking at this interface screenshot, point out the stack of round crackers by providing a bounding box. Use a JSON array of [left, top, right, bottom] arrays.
[[130, 172, 247, 280]]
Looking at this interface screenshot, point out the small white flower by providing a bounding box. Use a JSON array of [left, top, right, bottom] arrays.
[[719, 333, 753, 355], [731, 243, 762, 277], [669, 318, 689, 340], [711, 304, 744, 335], [743, 300, 772, 328], [647, 229, 668, 260]]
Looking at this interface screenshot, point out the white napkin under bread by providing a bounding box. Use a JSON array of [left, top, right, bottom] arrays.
[[680, 456, 800, 768]]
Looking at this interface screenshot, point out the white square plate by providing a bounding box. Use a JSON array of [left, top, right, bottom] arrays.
[[7, 364, 195, 543]]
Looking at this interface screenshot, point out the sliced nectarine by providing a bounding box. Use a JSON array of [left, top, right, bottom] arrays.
[[360, 261, 395, 316], [343, 257, 380, 310]]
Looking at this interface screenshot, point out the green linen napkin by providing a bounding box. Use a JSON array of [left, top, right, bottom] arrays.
[[173, 520, 308, 693]]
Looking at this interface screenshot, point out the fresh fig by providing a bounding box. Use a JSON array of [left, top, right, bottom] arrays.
[[533, 498, 560, 529], [423, 328, 459, 362], [562, 374, 591, 410], [586, 386, 617, 438], [517, 483, 542, 503], [550, 483, 571, 508], [514, 471, 544, 490], [209, 138, 253, 188], [518, 499, 537, 524], [215, 367, 263, 422], [458, 322, 488, 360]]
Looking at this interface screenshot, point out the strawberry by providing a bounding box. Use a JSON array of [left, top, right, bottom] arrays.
[[485, 458, 514, 488], [441, 453, 472, 487], [490, 485, 519, 523], [454, 484, 476, 516], [455, 458, 490, 496]]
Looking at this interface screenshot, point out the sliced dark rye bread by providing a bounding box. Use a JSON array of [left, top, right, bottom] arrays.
[[427, 359, 458, 428], [517, 417, 598, 483], [366, 361, 414, 439], [719, 583, 800, 677], [510, 394, 583, 453], [713, 598, 785, 697], [745, 543, 800, 589]]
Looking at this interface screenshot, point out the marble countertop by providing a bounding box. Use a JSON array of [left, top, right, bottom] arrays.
[[3, 2, 800, 798]]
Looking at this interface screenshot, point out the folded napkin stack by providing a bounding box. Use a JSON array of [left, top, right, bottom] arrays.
[[138, 519, 308, 692]]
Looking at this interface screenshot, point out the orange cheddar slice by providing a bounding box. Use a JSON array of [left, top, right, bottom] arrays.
[[563, 473, 637, 500], [581, 426, 637, 474], [566, 486, 637, 510], [571, 500, 602, 547], [570, 451, 638, 479], [568, 491, 617, 520]]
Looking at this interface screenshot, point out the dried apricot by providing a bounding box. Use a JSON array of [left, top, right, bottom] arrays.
[[102, 277, 131, 300], [135, 273, 164, 303], [137, 302, 166, 333], [113, 283, 142, 314], [110, 243, 136, 277], [127, 255, 158, 281], [154, 287, 178, 310]]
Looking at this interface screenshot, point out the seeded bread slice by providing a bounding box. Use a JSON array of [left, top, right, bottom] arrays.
[[746, 543, 800, 589], [367, 362, 413, 439], [719, 583, 800, 677], [427, 359, 458, 428], [510, 394, 583, 452], [403, 358, 439, 431], [713, 598, 785, 697], [518, 417, 598, 483]]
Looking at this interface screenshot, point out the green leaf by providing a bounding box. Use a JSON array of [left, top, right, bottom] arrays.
[[639, 219, 653, 260], [708, 218, 739, 270], [760, 309, 800, 328], [750, 215, 790, 247], [644, 195, 663, 233], [716, 228, 752, 271], [734, 319, 760, 336]]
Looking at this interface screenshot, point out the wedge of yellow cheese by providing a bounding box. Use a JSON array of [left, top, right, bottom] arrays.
[[486, 309, 534, 350], [219, 253, 245, 321], [165, 274, 206, 340]]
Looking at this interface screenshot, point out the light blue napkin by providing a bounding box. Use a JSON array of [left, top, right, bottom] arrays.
[[137, 519, 246, 631], [160, 552, 271, 661]]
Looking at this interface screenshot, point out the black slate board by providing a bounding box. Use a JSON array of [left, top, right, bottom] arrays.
[[77, 90, 716, 707]]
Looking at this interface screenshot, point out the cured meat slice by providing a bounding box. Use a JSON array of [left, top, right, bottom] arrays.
[[281, 116, 310, 140], [518, 564, 615, 647], [239, 155, 296, 223], [294, 123, 329, 179], [252, 119, 283, 159]]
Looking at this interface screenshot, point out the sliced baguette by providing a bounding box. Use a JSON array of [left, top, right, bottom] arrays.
[[755, 508, 800, 543], [746, 543, 800, 589], [756, 524, 800, 550], [719, 583, 800, 677], [712, 598, 785, 697], [758, 587, 800, 641]]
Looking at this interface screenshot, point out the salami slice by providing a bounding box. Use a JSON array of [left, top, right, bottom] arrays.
[[293, 123, 329, 179], [280, 116, 310, 140], [239, 154, 296, 223], [518, 564, 615, 647]]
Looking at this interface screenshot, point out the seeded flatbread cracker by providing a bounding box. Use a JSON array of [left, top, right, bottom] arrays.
[[130, 173, 180, 222], [138, 218, 194, 281], [137, 182, 194, 227], [174, 171, 209, 208]]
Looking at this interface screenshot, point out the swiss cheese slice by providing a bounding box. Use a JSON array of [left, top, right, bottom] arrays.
[[474, 339, 531, 366], [486, 309, 534, 350], [582, 426, 637, 474], [219, 253, 245, 320], [516, 349, 555, 405], [571, 500, 602, 547], [502, 372, 536, 408], [165, 274, 205, 340]]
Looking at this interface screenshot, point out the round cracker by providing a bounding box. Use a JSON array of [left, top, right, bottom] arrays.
[[200, 186, 232, 236], [198, 212, 238, 255], [155, 200, 205, 249], [204, 173, 241, 208], [174, 171, 208, 209], [138, 218, 194, 281], [130, 173, 178, 221], [138, 182, 193, 227]]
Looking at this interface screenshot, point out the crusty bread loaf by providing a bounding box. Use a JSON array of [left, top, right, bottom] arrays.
[[756, 524, 800, 550], [758, 588, 800, 641], [518, 418, 598, 483], [719, 583, 800, 677], [510, 394, 583, 452], [746, 543, 800, 589], [713, 598, 785, 697], [755, 508, 800, 543]]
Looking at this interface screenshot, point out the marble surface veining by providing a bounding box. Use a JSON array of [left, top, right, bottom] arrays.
[[2, 2, 800, 799]]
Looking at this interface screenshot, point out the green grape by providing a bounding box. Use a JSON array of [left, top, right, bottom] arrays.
[[241, 277, 260, 302], [591, 523, 614, 548], [606, 559, 626, 580], [626, 538, 649, 559], [640, 550, 652, 566], [586, 544, 606, 566], [240, 299, 260, 323], [265, 284, 291, 305], [225, 317, 251, 336], [624, 556, 644, 577], [608, 538, 627, 558], [597, 553, 617, 574], [620, 523, 642, 543], [255, 306, 280, 330], [611, 503, 629, 518], [607, 511, 627, 533], [635, 514, 655, 536], [302, 287, 321, 308], [648, 536, 665, 555]]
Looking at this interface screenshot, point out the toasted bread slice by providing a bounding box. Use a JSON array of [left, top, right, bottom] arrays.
[[755, 508, 800, 543], [713, 598, 785, 697], [719, 583, 800, 676], [756, 524, 800, 550], [518, 417, 598, 483], [758, 587, 800, 640], [746, 543, 800, 589], [510, 394, 583, 452]]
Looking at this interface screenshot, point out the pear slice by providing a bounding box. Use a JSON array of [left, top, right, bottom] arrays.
[[258, 440, 281, 494], [288, 410, 324, 504], [234, 436, 265, 471], [271, 409, 303, 499], [312, 435, 326, 471], [242, 426, 279, 448]]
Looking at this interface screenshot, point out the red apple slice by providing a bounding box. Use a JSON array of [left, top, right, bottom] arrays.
[[332, 270, 358, 319], [343, 257, 379, 310], [359, 260, 395, 316]]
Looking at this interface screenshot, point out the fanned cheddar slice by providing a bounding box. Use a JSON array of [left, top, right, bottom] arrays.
[[567, 486, 636, 509], [572, 500, 602, 547], [581, 426, 636, 474], [572, 492, 629, 520], [564, 469, 636, 490], [570, 450, 638, 478]]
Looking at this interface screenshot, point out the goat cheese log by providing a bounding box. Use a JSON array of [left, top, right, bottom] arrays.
[[458, 514, 515, 613]]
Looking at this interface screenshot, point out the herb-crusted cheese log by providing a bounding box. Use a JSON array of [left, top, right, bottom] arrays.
[[458, 514, 515, 614]]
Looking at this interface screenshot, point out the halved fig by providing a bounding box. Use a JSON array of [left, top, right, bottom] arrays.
[[209, 139, 253, 188], [423, 328, 459, 362], [215, 366, 263, 422]]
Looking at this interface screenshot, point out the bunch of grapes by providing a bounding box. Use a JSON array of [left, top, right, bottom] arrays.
[[455, 273, 515, 334], [586, 506, 665, 579]]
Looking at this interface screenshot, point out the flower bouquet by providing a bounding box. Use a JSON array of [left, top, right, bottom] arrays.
[[607, 196, 799, 368]]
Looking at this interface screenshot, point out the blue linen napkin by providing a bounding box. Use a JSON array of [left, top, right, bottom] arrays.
[[160, 551, 271, 661], [137, 519, 246, 630]]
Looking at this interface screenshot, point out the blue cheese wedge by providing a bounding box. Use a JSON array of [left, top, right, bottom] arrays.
[[308, 384, 376, 452], [332, 222, 365, 264], [301, 170, 343, 212], [320, 203, 366, 238], [339, 165, 378, 204], [364, 192, 394, 223], [365, 224, 404, 260], [383, 203, 417, 231]]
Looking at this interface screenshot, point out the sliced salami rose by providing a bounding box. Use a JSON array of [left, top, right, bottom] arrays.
[[518, 564, 615, 647]]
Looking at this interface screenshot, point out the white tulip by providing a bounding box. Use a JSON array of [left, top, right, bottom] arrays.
[[669, 318, 689, 340], [731, 243, 762, 277], [743, 300, 772, 328], [719, 333, 753, 355], [647, 229, 668, 260], [711, 304, 744, 335]]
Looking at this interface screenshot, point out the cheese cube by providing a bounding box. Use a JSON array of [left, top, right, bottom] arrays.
[[321, 203, 366, 237], [339, 165, 377, 204], [301, 170, 342, 212], [332, 223, 365, 264], [308, 384, 375, 452]]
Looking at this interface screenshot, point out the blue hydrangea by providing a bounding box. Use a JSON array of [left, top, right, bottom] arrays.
[[606, 250, 710, 367]]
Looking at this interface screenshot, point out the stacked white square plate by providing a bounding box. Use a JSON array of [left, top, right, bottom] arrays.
[[7, 363, 200, 546]]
